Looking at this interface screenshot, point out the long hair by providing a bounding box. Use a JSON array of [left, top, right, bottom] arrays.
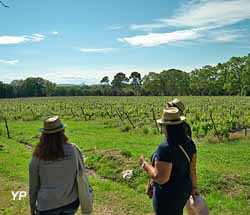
[[33, 131, 69, 161], [166, 123, 189, 146]]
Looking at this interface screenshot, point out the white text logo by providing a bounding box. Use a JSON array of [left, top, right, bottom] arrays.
[[11, 191, 27, 200]]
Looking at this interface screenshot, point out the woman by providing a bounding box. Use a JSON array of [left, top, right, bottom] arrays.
[[29, 116, 80, 215], [139, 107, 198, 215]]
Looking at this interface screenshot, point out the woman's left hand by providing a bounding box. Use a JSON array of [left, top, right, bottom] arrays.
[[139, 155, 146, 166]]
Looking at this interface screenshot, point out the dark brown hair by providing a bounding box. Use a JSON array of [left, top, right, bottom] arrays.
[[33, 131, 69, 161], [166, 123, 189, 146]]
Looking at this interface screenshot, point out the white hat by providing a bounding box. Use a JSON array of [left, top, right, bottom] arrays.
[[157, 107, 186, 125]]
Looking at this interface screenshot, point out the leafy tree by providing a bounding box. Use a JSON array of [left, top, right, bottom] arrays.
[[219, 57, 246, 95], [0, 54, 250, 97], [111, 72, 129, 88], [241, 54, 250, 95], [129, 71, 142, 95], [100, 76, 110, 85], [142, 72, 161, 95], [190, 66, 220, 96], [159, 69, 190, 96]]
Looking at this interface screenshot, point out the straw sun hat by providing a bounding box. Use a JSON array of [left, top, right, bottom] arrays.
[[167, 98, 185, 113], [157, 107, 186, 125], [39, 116, 66, 134]]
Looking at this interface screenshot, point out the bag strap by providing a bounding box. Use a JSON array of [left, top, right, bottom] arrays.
[[178, 145, 190, 163]]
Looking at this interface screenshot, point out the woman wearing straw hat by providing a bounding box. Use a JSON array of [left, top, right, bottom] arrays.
[[167, 98, 192, 138], [139, 107, 198, 215], [29, 116, 80, 215]]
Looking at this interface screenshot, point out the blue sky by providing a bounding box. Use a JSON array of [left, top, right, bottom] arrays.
[[0, 0, 250, 84]]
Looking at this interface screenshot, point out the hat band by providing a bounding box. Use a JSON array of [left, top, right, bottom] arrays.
[[163, 118, 181, 122], [43, 124, 64, 131]]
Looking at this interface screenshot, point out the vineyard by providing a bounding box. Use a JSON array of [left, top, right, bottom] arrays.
[[1, 96, 250, 139], [1, 96, 250, 214]]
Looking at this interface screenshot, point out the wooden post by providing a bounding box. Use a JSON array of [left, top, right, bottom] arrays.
[[105, 106, 112, 119], [209, 113, 221, 141], [123, 111, 135, 128], [80, 107, 87, 121], [4, 118, 10, 139], [30, 108, 35, 120], [151, 108, 160, 133], [116, 110, 126, 127], [70, 108, 76, 118]]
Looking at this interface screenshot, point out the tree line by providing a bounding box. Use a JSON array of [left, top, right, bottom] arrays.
[[0, 54, 250, 98]]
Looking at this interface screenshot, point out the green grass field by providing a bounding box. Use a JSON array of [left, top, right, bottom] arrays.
[[0, 119, 250, 215]]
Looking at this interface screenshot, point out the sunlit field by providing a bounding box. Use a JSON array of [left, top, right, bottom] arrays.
[[0, 96, 250, 214]]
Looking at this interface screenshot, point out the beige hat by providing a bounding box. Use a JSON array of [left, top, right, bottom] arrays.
[[39, 116, 65, 134], [167, 98, 185, 112], [157, 107, 186, 125]]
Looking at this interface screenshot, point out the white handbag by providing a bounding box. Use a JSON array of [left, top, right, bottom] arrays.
[[178, 145, 209, 215], [186, 195, 209, 215], [73, 146, 93, 214]]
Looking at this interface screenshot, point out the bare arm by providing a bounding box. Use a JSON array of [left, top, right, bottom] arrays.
[[190, 153, 198, 195], [139, 156, 172, 185]]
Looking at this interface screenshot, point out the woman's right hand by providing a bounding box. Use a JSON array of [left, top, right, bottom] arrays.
[[191, 186, 198, 198]]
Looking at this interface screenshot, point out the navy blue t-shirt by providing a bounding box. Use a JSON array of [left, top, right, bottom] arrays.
[[152, 139, 196, 191], [151, 139, 197, 215]]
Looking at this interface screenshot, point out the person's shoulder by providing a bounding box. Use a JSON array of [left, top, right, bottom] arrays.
[[155, 141, 174, 162], [187, 138, 195, 145], [183, 121, 191, 126], [67, 143, 84, 155], [63, 143, 78, 152], [157, 141, 172, 152], [64, 142, 78, 148]]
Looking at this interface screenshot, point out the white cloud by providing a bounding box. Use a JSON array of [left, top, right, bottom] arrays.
[[0, 36, 28, 45], [0, 59, 19, 65], [129, 23, 167, 31], [214, 35, 239, 42], [79, 48, 115, 53], [123, 0, 250, 46], [213, 34, 239, 42], [51, 31, 59, 35], [28, 34, 45, 42], [107, 25, 124, 30], [208, 29, 244, 42], [0, 34, 45, 45], [161, 0, 250, 28], [118, 28, 203, 47]]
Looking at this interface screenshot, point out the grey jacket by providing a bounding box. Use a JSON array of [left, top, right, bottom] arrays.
[[29, 144, 80, 214]]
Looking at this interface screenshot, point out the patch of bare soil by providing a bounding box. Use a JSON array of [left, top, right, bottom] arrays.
[[208, 128, 250, 143], [229, 128, 250, 140], [222, 174, 250, 198]]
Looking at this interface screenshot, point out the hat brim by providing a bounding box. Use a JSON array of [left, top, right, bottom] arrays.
[[39, 124, 66, 134], [156, 116, 186, 125], [167, 102, 173, 107]]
